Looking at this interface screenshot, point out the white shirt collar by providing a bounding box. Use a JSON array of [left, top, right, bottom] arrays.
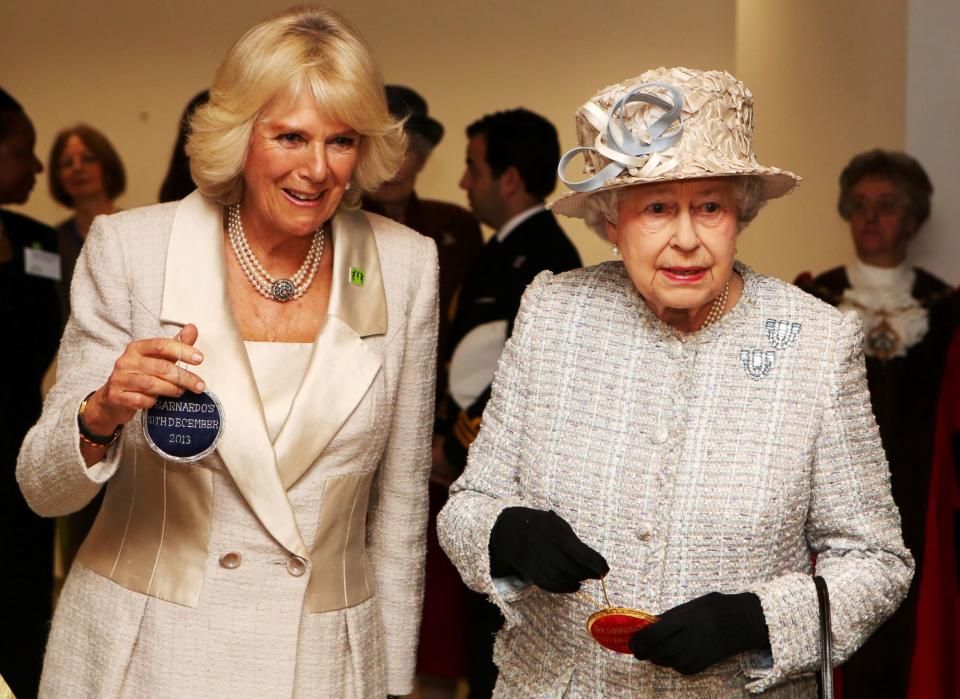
[[848, 259, 913, 293], [496, 204, 545, 243]]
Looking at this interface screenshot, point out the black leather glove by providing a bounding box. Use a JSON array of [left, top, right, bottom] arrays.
[[488, 507, 609, 593], [628, 591, 769, 675]]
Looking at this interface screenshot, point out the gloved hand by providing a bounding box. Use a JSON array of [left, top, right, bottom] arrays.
[[488, 507, 608, 593], [629, 591, 769, 675]]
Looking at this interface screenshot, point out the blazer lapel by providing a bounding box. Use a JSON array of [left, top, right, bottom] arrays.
[[158, 192, 309, 558], [274, 209, 386, 489]]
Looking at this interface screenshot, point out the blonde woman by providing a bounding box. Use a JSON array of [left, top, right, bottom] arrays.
[[18, 7, 437, 697]]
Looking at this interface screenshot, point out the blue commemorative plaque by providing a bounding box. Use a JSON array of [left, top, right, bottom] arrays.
[[142, 390, 224, 462]]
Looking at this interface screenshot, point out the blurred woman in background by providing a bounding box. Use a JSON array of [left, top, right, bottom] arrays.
[[797, 150, 959, 698], [46, 125, 127, 590], [48, 124, 125, 320]]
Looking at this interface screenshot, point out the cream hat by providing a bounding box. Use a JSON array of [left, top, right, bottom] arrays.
[[550, 66, 800, 218]]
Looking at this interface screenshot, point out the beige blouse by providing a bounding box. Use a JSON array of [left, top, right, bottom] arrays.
[[244, 341, 313, 443]]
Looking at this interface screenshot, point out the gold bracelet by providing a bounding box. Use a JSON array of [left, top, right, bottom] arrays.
[[77, 391, 123, 448]]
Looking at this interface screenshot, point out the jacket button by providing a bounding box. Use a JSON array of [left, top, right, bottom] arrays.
[[286, 556, 308, 577], [219, 552, 242, 569]]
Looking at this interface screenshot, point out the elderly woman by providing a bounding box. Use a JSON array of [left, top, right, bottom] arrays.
[[18, 7, 437, 698], [797, 151, 958, 698], [438, 67, 913, 697], [48, 124, 126, 321]]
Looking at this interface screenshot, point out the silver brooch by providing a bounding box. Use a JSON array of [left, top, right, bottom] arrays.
[[765, 319, 801, 349], [740, 349, 776, 381]]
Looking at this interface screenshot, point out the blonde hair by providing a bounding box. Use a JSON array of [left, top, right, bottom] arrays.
[[187, 5, 405, 208]]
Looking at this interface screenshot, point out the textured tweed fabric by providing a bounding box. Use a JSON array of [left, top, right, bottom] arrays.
[[438, 262, 913, 698], [17, 201, 438, 698]]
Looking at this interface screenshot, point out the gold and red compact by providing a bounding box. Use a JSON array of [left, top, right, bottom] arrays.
[[587, 606, 659, 654], [580, 578, 659, 654]]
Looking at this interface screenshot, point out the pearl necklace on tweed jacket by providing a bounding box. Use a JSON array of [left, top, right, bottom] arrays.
[[700, 279, 730, 329], [837, 260, 928, 360], [226, 203, 326, 302]]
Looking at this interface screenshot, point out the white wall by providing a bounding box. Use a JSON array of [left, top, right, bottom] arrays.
[[5, 1, 947, 282], [906, 0, 960, 285], [735, 0, 907, 282], [0, 0, 736, 268]]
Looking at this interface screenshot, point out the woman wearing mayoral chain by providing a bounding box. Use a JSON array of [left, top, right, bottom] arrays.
[[796, 150, 959, 697]]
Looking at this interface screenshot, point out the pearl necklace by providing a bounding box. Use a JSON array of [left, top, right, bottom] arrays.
[[700, 279, 730, 329], [226, 203, 326, 302]]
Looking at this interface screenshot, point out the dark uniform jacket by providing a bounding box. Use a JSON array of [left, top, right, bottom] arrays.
[[0, 208, 61, 699], [54, 217, 84, 327], [798, 264, 959, 699], [441, 208, 581, 469], [798, 265, 958, 557], [363, 194, 483, 405]]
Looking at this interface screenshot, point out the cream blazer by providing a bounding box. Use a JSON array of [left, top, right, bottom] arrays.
[[439, 263, 913, 698], [17, 192, 438, 698]]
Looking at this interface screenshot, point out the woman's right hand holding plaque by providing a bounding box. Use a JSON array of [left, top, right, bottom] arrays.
[[80, 323, 205, 464]]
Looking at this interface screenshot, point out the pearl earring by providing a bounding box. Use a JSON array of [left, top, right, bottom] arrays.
[[611, 244, 620, 257], [345, 182, 352, 191]]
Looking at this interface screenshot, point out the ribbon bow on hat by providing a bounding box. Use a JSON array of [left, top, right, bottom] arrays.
[[558, 82, 685, 193], [549, 67, 800, 221]]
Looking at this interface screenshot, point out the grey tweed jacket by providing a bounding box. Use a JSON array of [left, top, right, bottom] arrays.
[[438, 262, 913, 698]]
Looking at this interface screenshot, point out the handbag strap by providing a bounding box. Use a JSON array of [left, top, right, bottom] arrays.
[[813, 576, 834, 699]]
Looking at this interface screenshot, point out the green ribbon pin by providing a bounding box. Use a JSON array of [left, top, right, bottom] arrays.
[[349, 266, 365, 287]]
